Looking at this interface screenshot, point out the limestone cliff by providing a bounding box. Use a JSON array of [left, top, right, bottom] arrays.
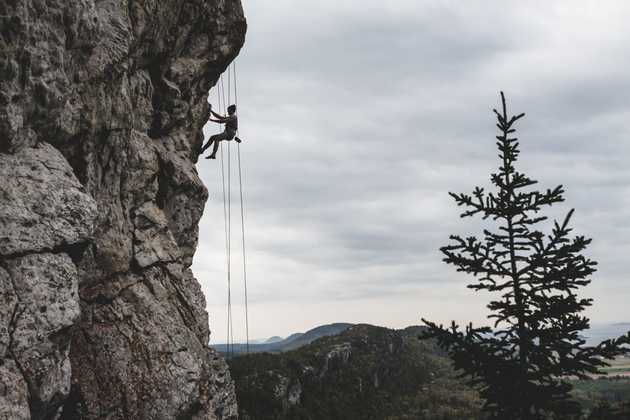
[[0, 1, 246, 419]]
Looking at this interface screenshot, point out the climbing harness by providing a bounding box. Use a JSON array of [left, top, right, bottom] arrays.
[[215, 61, 250, 357]]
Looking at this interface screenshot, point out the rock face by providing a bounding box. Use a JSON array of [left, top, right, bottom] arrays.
[[0, 1, 246, 419]]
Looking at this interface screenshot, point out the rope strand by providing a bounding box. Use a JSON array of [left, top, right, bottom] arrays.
[[216, 61, 248, 357], [218, 76, 233, 358], [237, 142, 250, 354], [227, 111, 234, 356], [233, 60, 250, 353]]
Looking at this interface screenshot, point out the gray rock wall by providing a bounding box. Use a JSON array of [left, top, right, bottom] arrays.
[[0, 1, 246, 418]]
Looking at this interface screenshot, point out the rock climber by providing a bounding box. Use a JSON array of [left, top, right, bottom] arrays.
[[201, 104, 241, 159]]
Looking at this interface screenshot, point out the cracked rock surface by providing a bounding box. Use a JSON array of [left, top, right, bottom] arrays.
[[0, 1, 246, 419]]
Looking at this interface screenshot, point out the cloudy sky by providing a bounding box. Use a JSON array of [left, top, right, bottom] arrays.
[[193, 1, 630, 342]]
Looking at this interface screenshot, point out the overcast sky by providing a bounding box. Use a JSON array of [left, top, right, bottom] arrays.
[[192, 1, 630, 342]]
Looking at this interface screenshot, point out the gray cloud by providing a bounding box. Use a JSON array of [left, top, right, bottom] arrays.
[[194, 1, 630, 340]]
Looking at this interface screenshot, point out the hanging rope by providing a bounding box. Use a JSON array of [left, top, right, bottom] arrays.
[[218, 75, 233, 358], [215, 61, 249, 357], [227, 96, 234, 355], [233, 62, 250, 354]]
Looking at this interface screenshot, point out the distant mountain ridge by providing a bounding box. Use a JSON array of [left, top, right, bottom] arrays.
[[584, 323, 630, 346], [214, 321, 630, 356], [212, 323, 353, 356], [227, 322, 630, 354], [283, 332, 304, 342]]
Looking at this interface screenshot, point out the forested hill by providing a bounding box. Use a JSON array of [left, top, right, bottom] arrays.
[[228, 324, 482, 420], [228, 324, 630, 420]]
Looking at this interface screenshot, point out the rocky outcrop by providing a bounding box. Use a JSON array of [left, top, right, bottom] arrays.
[[0, 138, 96, 420], [0, 1, 246, 419]]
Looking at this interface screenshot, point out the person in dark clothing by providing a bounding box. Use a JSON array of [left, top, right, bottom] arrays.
[[202, 104, 240, 159]]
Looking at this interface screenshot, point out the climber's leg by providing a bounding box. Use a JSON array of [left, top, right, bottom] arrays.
[[207, 137, 222, 159], [201, 134, 222, 153], [206, 131, 230, 159], [200, 139, 211, 154]]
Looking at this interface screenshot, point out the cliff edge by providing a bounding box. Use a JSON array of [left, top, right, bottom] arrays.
[[0, 1, 246, 419]]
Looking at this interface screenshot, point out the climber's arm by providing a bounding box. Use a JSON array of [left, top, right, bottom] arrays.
[[211, 110, 226, 119]]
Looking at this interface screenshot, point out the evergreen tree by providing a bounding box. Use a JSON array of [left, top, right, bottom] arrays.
[[422, 93, 630, 419]]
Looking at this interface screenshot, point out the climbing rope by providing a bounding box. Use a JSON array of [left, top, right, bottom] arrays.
[[225, 76, 235, 355], [217, 75, 234, 358], [215, 61, 249, 356], [234, 61, 251, 354]]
